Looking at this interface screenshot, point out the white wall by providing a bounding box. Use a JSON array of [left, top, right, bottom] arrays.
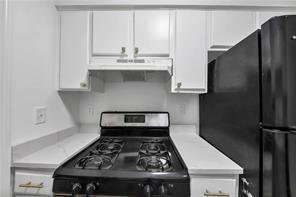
[[10, 1, 79, 145], [1, 0, 12, 196], [79, 81, 199, 125]]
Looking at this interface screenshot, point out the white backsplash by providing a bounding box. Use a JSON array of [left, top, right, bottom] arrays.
[[79, 82, 199, 126]]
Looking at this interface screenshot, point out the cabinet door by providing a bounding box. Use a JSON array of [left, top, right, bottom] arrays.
[[14, 170, 53, 196], [257, 11, 296, 26], [191, 177, 237, 197], [60, 11, 90, 90], [134, 10, 170, 57], [209, 11, 256, 49], [92, 11, 132, 57], [174, 10, 207, 92]]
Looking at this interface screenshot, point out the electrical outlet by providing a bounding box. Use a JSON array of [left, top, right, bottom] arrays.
[[87, 105, 95, 117], [34, 106, 46, 125], [179, 103, 186, 114]]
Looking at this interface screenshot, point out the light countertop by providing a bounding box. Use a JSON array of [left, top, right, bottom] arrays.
[[170, 125, 243, 175], [12, 132, 99, 169], [12, 125, 243, 175]]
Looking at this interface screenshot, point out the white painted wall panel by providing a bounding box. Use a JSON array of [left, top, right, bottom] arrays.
[[10, 1, 79, 146], [1, 1, 12, 196]]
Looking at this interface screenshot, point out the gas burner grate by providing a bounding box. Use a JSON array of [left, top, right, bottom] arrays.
[[74, 137, 125, 170], [136, 155, 172, 172], [100, 138, 124, 144], [75, 155, 113, 170], [137, 140, 172, 172], [143, 139, 164, 144], [139, 142, 168, 156], [96, 142, 123, 155]]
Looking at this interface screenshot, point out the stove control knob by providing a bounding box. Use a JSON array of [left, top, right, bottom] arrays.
[[143, 185, 152, 197], [159, 184, 168, 197], [86, 183, 96, 196], [72, 183, 82, 196]]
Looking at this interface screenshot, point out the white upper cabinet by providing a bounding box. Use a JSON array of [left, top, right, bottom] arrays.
[[208, 11, 257, 49], [173, 10, 207, 93], [134, 10, 170, 57], [92, 11, 133, 57], [59, 11, 90, 90], [257, 11, 296, 26], [91, 10, 172, 59]]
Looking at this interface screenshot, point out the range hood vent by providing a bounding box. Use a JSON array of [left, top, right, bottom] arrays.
[[88, 58, 173, 75], [121, 71, 147, 81]]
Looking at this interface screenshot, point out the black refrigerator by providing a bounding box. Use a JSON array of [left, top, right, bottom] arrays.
[[200, 15, 296, 197]]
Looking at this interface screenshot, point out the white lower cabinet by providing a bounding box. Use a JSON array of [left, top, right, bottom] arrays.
[[191, 175, 239, 197], [14, 170, 53, 196]]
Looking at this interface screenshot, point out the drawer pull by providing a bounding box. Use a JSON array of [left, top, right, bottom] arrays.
[[204, 190, 230, 196], [19, 181, 44, 189]]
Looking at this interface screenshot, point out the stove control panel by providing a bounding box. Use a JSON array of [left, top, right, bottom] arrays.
[[100, 112, 169, 127], [139, 183, 174, 197], [53, 179, 190, 197]]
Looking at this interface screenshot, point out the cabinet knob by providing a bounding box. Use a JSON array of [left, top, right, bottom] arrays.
[[134, 47, 139, 56], [121, 47, 126, 56], [177, 82, 182, 88], [80, 82, 87, 88]]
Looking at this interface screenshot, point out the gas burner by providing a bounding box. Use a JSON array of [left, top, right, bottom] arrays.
[[136, 156, 172, 172], [100, 138, 124, 144], [75, 138, 124, 170], [143, 139, 164, 144], [139, 142, 168, 156], [75, 155, 112, 170], [96, 142, 122, 155]]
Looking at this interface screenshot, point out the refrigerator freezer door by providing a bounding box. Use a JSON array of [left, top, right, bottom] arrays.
[[262, 128, 296, 197], [200, 30, 261, 197], [261, 15, 296, 129]]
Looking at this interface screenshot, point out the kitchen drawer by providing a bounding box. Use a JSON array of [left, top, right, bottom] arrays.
[[14, 170, 53, 196], [191, 177, 237, 197]]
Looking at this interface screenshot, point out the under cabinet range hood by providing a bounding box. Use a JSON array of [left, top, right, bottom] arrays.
[[88, 58, 173, 75], [87, 10, 174, 76]]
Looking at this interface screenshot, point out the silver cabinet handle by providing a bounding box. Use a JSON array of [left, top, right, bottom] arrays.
[[204, 190, 230, 197], [134, 47, 139, 56], [177, 82, 182, 88], [80, 82, 87, 88], [19, 181, 44, 189]]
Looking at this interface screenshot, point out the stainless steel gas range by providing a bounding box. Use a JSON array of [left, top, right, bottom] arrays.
[[52, 112, 190, 197]]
